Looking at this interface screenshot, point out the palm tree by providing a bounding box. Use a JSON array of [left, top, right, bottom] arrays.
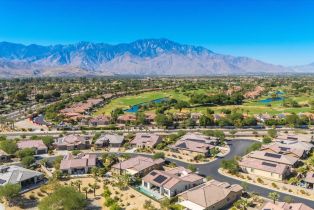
[[88, 182, 100, 197], [74, 180, 82, 192], [268, 192, 280, 204], [82, 187, 89, 199], [233, 199, 249, 210]]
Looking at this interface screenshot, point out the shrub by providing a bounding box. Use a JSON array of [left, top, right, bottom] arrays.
[[221, 159, 239, 174], [271, 183, 278, 188], [262, 136, 272, 144], [257, 178, 264, 184]]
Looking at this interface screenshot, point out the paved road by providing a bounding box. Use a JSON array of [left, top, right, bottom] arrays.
[[167, 139, 314, 208]]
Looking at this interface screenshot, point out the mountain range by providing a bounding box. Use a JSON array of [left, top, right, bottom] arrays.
[[0, 39, 312, 77]]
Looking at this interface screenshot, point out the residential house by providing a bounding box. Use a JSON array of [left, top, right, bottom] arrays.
[[60, 98, 103, 121], [130, 133, 162, 148], [277, 113, 287, 120], [180, 133, 218, 145], [244, 86, 265, 99], [0, 150, 10, 163], [303, 172, 314, 190], [260, 142, 310, 159], [0, 165, 44, 189], [239, 156, 291, 181], [54, 135, 90, 150], [262, 202, 313, 210], [190, 113, 202, 122], [89, 115, 111, 126], [276, 134, 314, 144], [145, 113, 156, 124], [117, 114, 136, 124], [246, 151, 299, 167], [226, 86, 242, 95], [111, 155, 164, 177], [60, 153, 97, 175], [178, 180, 243, 210], [170, 133, 216, 157], [17, 140, 48, 154], [255, 113, 272, 123], [173, 112, 190, 121], [142, 167, 204, 198], [95, 134, 124, 148], [274, 139, 313, 154]]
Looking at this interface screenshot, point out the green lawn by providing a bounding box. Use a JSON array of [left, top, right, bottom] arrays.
[[94, 90, 192, 115], [95, 89, 313, 116]]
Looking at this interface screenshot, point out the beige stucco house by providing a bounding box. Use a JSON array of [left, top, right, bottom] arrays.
[[178, 180, 243, 210]]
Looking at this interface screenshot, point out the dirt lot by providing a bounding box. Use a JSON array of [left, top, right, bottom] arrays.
[[6, 177, 159, 210]]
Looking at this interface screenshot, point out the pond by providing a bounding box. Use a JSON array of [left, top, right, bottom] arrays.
[[259, 97, 284, 103], [124, 97, 168, 113]]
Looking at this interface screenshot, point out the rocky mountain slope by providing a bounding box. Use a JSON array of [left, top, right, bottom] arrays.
[[0, 39, 293, 77]]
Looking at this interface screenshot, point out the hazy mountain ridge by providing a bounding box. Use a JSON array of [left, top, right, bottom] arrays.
[[0, 39, 301, 77]]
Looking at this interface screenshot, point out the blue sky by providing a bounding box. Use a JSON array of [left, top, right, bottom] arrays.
[[0, 0, 313, 66]]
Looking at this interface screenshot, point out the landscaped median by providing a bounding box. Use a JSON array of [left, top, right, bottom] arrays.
[[218, 168, 314, 201]]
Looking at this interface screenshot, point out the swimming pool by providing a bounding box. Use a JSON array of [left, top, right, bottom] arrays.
[[136, 186, 164, 200]]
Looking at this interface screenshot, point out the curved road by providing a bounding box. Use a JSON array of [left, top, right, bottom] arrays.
[[166, 139, 314, 208]]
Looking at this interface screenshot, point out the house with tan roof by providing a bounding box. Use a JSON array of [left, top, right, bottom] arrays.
[[130, 133, 162, 148], [246, 151, 299, 167], [261, 142, 307, 159], [17, 140, 48, 154], [60, 153, 97, 175], [239, 156, 291, 181], [95, 134, 124, 148], [178, 179, 243, 210], [276, 134, 314, 143], [303, 172, 314, 190], [89, 115, 111, 126], [54, 134, 90, 150], [170, 133, 216, 157], [145, 113, 156, 123], [262, 202, 313, 210], [142, 166, 204, 198], [274, 139, 313, 154], [117, 113, 136, 124], [111, 155, 164, 177]]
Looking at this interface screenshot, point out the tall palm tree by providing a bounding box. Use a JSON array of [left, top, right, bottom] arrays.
[[88, 183, 100, 197], [82, 187, 89, 199], [74, 180, 82, 192]]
